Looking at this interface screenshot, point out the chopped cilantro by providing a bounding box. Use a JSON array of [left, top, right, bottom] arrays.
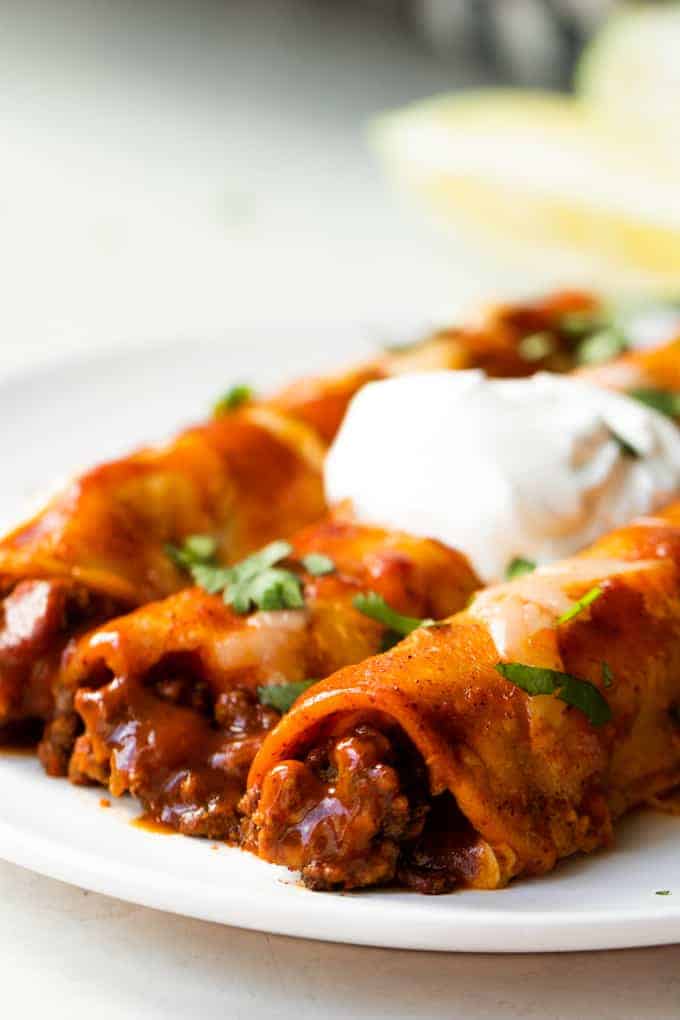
[[518, 332, 555, 362], [577, 328, 628, 366], [559, 310, 607, 338], [213, 384, 253, 416], [221, 541, 303, 614], [257, 679, 317, 714], [505, 557, 536, 580], [628, 388, 680, 420], [168, 537, 305, 614], [300, 553, 336, 577], [561, 298, 680, 368], [495, 662, 612, 728], [557, 586, 603, 624], [235, 566, 304, 612], [191, 562, 232, 595], [353, 591, 434, 641], [166, 534, 218, 572]]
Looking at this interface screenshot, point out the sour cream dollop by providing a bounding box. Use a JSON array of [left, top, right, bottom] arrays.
[[324, 371, 680, 580]]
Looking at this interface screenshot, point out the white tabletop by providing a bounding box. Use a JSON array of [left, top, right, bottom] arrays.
[[2, 860, 680, 1019], [1, 2, 678, 1015]]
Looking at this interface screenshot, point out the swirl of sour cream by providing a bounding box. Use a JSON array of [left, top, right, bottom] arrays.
[[324, 371, 680, 580]]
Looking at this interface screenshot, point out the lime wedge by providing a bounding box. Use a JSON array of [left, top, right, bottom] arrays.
[[372, 90, 680, 285], [578, 5, 680, 153]]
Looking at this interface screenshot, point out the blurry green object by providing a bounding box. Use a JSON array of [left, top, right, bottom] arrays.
[[578, 3, 680, 150]]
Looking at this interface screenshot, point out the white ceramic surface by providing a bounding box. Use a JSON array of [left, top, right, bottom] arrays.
[[2, 335, 680, 954]]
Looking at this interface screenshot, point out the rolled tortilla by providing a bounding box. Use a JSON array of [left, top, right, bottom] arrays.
[[0, 408, 326, 730], [243, 502, 680, 893], [48, 516, 479, 836]]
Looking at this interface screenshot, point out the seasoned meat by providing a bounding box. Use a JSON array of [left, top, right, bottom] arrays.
[[70, 675, 280, 841], [241, 724, 427, 890]]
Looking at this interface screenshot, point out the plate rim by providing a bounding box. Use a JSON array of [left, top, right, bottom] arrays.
[[2, 787, 680, 954]]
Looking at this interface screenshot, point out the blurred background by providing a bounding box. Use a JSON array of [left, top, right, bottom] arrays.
[[1, 0, 678, 372]]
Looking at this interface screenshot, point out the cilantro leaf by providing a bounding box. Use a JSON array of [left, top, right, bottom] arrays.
[[495, 662, 612, 727], [518, 332, 555, 362], [505, 557, 536, 580], [257, 679, 317, 714], [656, 890, 671, 896], [169, 537, 305, 615], [191, 563, 232, 595], [227, 541, 293, 583], [555, 673, 612, 727], [301, 553, 336, 577], [213, 384, 254, 416], [561, 298, 680, 369], [557, 586, 603, 624], [628, 388, 680, 420], [234, 567, 304, 612], [577, 328, 628, 366], [559, 310, 607, 338], [183, 535, 217, 560], [353, 591, 434, 637], [221, 541, 303, 614], [166, 534, 218, 571]]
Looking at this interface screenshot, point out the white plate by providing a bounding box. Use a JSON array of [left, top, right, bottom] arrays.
[[1, 333, 680, 954]]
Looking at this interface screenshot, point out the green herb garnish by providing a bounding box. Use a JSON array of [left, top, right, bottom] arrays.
[[300, 553, 336, 577], [656, 890, 671, 896], [505, 557, 536, 580], [168, 537, 305, 614], [213, 383, 254, 416], [559, 310, 607, 338], [628, 388, 680, 420], [166, 534, 219, 571], [353, 591, 434, 640], [577, 328, 628, 366], [257, 679, 317, 714], [557, 586, 603, 624], [239, 567, 305, 612], [222, 541, 303, 614], [518, 332, 555, 362], [561, 297, 680, 367], [495, 662, 612, 727]]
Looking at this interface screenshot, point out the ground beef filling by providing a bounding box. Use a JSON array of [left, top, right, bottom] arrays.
[[397, 793, 493, 894], [69, 660, 280, 841], [241, 724, 495, 893], [241, 724, 435, 890], [0, 579, 115, 740]]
